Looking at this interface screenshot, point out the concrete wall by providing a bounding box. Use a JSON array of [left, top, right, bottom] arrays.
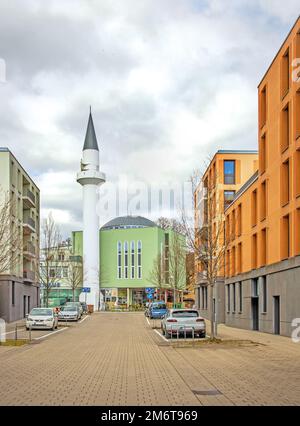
[[225, 256, 300, 337], [196, 280, 225, 324], [0, 276, 40, 323]]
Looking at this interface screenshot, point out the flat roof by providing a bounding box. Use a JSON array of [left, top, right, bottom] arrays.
[[258, 15, 300, 88], [0, 147, 40, 191]]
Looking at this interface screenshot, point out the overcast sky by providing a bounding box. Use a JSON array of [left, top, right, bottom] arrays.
[[0, 0, 299, 237]]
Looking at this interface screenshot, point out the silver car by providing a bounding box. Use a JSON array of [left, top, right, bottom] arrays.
[[65, 302, 83, 318], [58, 305, 80, 321], [161, 309, 206, 338], [26, 308, 58, 330]]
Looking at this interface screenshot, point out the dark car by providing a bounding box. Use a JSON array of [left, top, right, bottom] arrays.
[[149, 301, 167, 319]]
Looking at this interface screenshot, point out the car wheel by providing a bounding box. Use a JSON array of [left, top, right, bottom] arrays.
[[201, 333, 206, 339], [26, 327, 29, 331], [161, 327, 165, 335]]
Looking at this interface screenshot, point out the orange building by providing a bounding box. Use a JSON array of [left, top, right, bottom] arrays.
[[225, 16, 300, 336], [194, 150, 258, 323]]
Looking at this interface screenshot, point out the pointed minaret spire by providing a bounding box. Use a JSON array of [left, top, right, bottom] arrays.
[[83, 107, 99, 151]]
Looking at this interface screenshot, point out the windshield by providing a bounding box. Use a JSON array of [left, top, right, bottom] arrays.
[[61, 306, 77, 312], [66, 303, 79, 306], [30, 308, 53, 316], [172, 311, 199, 318], [153, 304, 166, 310]]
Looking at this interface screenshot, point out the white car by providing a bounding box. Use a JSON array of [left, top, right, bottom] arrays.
[[58, 306, 80, 321], [161, 309, 206, 338], [26, 308, 58, 330], [65, 302, 83, 318]]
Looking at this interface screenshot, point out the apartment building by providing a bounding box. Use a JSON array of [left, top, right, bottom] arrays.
[[225, 16, 300, 336], [0, 148, 40, 322], [194, 150, 258, 324]]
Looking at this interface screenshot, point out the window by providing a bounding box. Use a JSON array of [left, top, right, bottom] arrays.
[[224, 191, 235, 209], [224, 160, 235, 184], [252, 233, 258, 269], [261, 228, 267, 266], [260, 180, 267, 220], [227, 285, 230, 312], [296, 150, 300, 198], [201, 287, 204, 309], [232, 246, 236, 276], [226, 215, 230, 243], [131, 241, 135, 279], [281, 159, 290, 206], [124, 241, 128, 279], [262, 276, 267, 313], [251, 190, 257, 227], [281, 104, 290, 152], [137, 240, 142, 279], [281, 48, 290, 98], [233, 284, 236, 313], [205, 287, 208, 309], [12, 281, 15, 306], [226, 250, 230, 277], [58, 253, 65, 261], [281, 214, 290, 259], [62, 267, 68, 278], [296, 209, 300, 255], [50, 268, 56, 278], [231, 210, 236, 241], [239, 282, 242, 313], [237, 243, 242, 274], [237, 204, 242, 237], [252, 278, 259, 297], [260, 86, 267, 128], [117, 241, 122, 279], [260, 133, 267, 173], [296, 90, 300, 139]]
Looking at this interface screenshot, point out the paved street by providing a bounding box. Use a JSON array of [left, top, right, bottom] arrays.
[[1, 312, 300, 406]]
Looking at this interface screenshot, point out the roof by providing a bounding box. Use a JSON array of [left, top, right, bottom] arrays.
[[83, 109, 99, 151], [101, 215, 157, 230]]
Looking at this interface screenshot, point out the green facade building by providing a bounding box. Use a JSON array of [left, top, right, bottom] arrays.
[[72, 216, 186, 309]]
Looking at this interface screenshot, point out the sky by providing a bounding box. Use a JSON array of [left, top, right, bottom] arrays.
[[0, 0, 299, 237]]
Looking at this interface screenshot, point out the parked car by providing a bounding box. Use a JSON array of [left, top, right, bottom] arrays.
[[161, 309, 206, 338], [58, 305, 80, 321], [26, 308, 58, 331], [65, 302, 83, 318], [149, 301, 167, 319]]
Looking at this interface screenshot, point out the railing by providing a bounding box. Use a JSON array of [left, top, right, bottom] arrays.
[[23, 188, 35, 205], [23, 242, 36, 256], [23, 270, 35, 282], [23, 217, 35, 230], [69, 255, 82, 263]]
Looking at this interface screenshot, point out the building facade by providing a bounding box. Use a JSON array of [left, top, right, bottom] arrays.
[[0, 148, 40, 322], [72, 216, 186, 309], [225, 17, 300, 336], [194, 150, 258, 324]]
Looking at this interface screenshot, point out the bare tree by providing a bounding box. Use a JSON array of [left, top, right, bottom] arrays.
[[67, 257, 83, 302], [0, 191, 21, 275], [181, 167, 233, 340], [156, 217, 186, 235], [39, 214, 62, 307], [148, 253, 165, 290], [168, 232, 187, 307]]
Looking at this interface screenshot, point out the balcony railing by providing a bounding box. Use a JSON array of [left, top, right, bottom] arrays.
[[69, 255, 82, 263], [23, 242, 36, 257], [23, 269, 35, 282], [23, 188, 35, 209], [23, 217, 36, 234]]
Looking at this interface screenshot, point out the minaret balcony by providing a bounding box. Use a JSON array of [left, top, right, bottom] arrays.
[[77, 170, 106, 186]]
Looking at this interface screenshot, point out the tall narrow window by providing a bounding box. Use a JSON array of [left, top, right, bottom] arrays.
[[262, 276, 267, 313], [232, 246, 236, 276], [137, 240, 142, 279], [260, 133, 267, 173], [281, 48, 290, 98], [124, 241, 128, 279], [239, 282, 243, 313], [281, 103, 290, 152], [12, 281, 15, 306], [296, 208, 300, 255], [237, 242, 242, 274], [281, 159, 290, 206], [131, 241, 135, 279], [117, 241, 122, 279], [224, 190, 235, 210], [252, 233, 258, 269], [227, 285, 230, 312], [233, 284, 236, 313], [296, 90, 300, 140], [281, 214, 290, 259], [296, 150, 300, 198], [260, 180, 267, 220], [251, 190, 257, 227], [231, 210, 236, 241], [226, 250, 230, 277], [224, 160, 235, 184], [261, 228, 267, 266], [237, 204, 242, 237], [260, 86, 267, 128]]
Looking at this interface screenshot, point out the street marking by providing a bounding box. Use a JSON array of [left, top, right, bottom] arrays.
[[154, 329, 169, 342], [4, 329, 25, 335], [146, 317, 150, 326], [79, 316, 89, 324], [34, 327, 68, 340]]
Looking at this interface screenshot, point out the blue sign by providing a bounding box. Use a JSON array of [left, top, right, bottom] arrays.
[[146, 288, 155, 294], [82, 287, 91, 293], [147, 293, 154, 299]]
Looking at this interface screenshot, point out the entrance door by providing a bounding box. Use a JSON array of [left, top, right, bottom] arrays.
[[274, 296, 280, 335], [251, 297, 259, 331], [23, 295, 27, 318]]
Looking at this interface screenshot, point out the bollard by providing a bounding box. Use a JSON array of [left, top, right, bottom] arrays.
[[184, 325, 186, 342], [15, 324, 18, 344], [29, 325, 32, 342], [170, 324, 173, 342], [192, 327, 195, 347]]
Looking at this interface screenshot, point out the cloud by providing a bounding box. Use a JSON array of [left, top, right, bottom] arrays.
[[0, 0, 298, 237]]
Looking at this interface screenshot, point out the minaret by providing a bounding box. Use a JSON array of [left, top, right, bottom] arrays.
[[77, 109, 106, 310]]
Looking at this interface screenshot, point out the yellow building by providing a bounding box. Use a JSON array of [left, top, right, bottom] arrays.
[[194, 150, 258, 323], [225, 16, 300, 336], [0, 148, 40, 322]]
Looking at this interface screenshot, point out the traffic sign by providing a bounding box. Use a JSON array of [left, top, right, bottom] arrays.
[[82, 287, 91, 293], [147, 293, 154, 299], [146, 288, 155, 294]]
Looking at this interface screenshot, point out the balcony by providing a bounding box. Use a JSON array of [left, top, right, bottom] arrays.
[[23, 242, 36, 259], [197, 271, 208, 284], [23, 217, 36, 235], [23, 189, 36, 209], [69, 255, 82, 263], [23, 269, 35, 283]]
